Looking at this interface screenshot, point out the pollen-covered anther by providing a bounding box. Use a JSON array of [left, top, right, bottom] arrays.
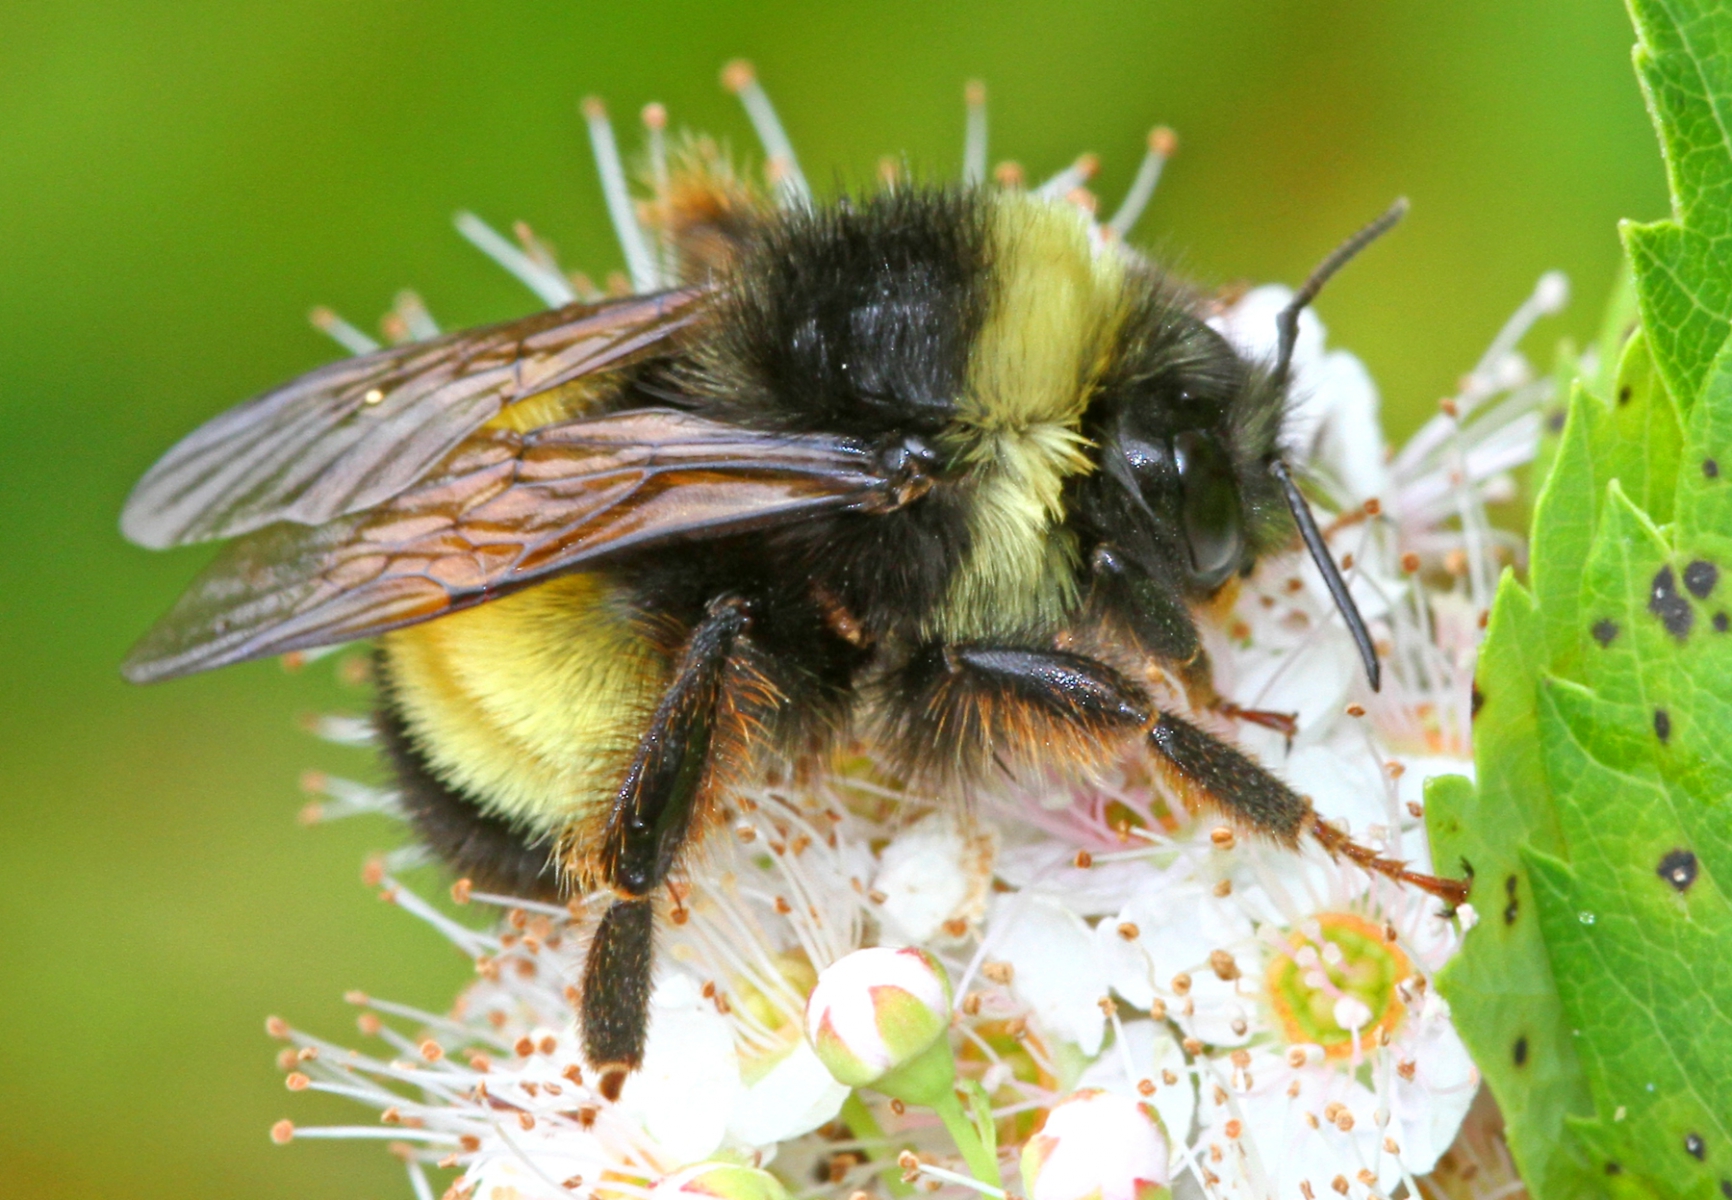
[[269, 1120, 294, 1145], [265, 1015, 290, 1039], [1074, 849, 1094, 868], [720, 59, 756, 93], [1210, 826, 1236, 850], [1344, 704, 1366, 718], [1118, 921, 1141, 940], [1400, 552, 1421, 574], [1331, 1175, 1350, 1194], [1210, 950, 1240, 981], [1170, 972, 1192, 995]]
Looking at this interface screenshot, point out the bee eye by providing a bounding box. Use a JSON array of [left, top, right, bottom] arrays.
[[1172, 431, 1243, 586]]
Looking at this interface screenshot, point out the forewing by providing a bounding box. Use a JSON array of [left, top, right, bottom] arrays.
[[120, 288, 708, 549], [123, 410, 894, 683]]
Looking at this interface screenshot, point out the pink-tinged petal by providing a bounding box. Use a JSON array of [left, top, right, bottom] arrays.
[[805, 946, 951, 1087], [1023, 1090, 1170, 1200]]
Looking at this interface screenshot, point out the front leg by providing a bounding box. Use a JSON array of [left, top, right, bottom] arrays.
[[582, 594, 752, 1099], [883, 641, 1466, 904]]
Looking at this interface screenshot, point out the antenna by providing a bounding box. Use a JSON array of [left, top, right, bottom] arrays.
[[1272, 197, 1408, 387], [1270, 459, 1381, 691]]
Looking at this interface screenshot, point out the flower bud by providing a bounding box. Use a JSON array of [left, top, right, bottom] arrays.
[[649, 1162, 791, 1200], [804, 946, 952, 1089], [1022, 1089, 1171, 1200]]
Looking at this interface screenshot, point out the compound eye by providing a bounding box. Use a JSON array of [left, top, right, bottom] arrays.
[[1172, 430, 1243, 586]]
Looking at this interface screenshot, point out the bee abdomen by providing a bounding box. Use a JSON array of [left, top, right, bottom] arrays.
[[374, 688, 565, 901]]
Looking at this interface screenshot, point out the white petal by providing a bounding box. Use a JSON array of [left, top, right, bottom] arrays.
[[613, 973, 742, 1165], [728, 1038, 850, 1146], [468, 1134, 607, 1200], [1211, 285, 1324, 376], [1203, 1056, 1400, 1200], [1076, 1019, 1196, 1160], [996, 840, 1160, 916], [1309, 350, 1389, 501], [1389, 1005, 1479, 1174], [992, 893, 1108, 1055], [1284, 739, 1392, 836], [1118, 883, 1255, 987], [873, 815, 996, 942], [1229, 628, 1355, 746], [1187, 971, 1259, 1047]]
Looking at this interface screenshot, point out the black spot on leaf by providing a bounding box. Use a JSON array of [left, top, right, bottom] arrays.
[[1719, 1179, 1731, 1199], [1606, 1162, 1623, 1176], [1618, 384, 1633, 405], [1656, 709, 1673, 743], [1503, 874, 1519, 925], [1650, 567, 1694, 640], [1686, 560, 1719, 598], [1513, 1035, 1528, 1066], [1592, 619, 1620, 646], [1717, 612, 1730, 633], [1688, 1133, 1706, 1161], [1471, 683, 1484, 719], [1658, 848, 1698, 892], [1706, 458, 1721, 479], [1545, 408, 1566, 433]]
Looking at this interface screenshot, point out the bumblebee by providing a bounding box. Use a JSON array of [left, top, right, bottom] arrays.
[[122, 136, 1458, 1098]]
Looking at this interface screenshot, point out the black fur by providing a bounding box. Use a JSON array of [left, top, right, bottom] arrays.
[[582, 897, 657, 1092]]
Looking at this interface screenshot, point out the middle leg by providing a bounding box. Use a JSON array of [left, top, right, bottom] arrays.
[[883, 641, 1466, 904]]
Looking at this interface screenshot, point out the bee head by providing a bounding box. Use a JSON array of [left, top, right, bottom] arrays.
[[1077, 283, 1290, 597]]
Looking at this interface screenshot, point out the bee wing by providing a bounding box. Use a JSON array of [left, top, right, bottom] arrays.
[[123, 409, 900, 683], [120, 288, 709, 550]]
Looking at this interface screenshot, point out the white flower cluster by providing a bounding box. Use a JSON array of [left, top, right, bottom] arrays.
[[276, 65, 1567, 1200]]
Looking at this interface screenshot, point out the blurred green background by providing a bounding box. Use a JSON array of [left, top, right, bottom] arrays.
[[0, 2, 1659, 1197]]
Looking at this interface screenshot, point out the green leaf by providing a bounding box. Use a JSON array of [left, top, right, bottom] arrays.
[[1622, 0, 1732, 410], [1427, 571, 1607, 1200], [1428, 4, 1732, 1197]]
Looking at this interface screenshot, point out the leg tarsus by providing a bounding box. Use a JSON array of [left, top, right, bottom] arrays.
[[1216, 701, 1300, 749], [583, 897, 657, 1099], [1308, 814, 1471, 906]]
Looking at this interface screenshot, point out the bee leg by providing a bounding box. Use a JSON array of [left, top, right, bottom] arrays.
[[584, 595, 753, 1100], [918, 645, 1466, 906], [1145, 710, 1467, 905]]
